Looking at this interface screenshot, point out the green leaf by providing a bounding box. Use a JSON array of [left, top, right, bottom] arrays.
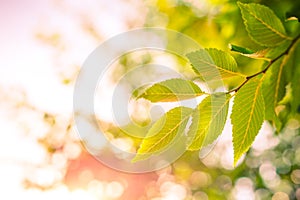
[[229, 44, 254, 54], [132, 106, 193, 162], [290, 42, 300, 115], [230, 44, 270, 60], [132, 84, 152, 99], [231, 76, 265, 165], [284, 17, 300, 38], [235, 40, 291, 61], [238, 2, 292, 47], [264, 40, 291, 59], [138, 78, 204, 102], [186, 48, 246, 80], [187, 94, 231, 150], [262, 57, 287, 130]]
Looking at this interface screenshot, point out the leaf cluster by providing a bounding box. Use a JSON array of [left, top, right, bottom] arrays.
[[133, 2, 300, 165]]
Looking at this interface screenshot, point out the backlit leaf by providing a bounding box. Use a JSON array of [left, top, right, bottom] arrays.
[[187, 93, 231, 150], [137, 78, 204, 102], [262, 57, 287, 130], [186, 48, 246, 81], [132, 106, 193, 162], [231, 76, 265, 165], [238, 2, 292, 47]]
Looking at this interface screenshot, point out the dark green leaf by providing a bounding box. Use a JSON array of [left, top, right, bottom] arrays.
[[229, 44, 254, 54], [290, 42, 300, 115], [284, 17, 300, 38], [262, 57, 287, 130]]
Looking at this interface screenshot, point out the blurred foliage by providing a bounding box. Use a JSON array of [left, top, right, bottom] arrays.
[[31, 0, 300, 199]]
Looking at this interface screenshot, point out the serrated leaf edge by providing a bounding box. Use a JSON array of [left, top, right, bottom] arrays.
[[188, 49, 247, 78], [238, 2, 293, 46], [138, 78, 204, 102], [233, 76, 265, 165], [188, 94, 231, 150], [132, 107, 193, 162]]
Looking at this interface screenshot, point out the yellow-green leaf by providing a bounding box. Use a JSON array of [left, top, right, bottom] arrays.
[[231, 76, 265, 165], [238, 2, 292, 47], [132, 106, 193, 162], [187, 48, 246, 81], [138, 78, 204, 102], [187, 93, 231, 150]]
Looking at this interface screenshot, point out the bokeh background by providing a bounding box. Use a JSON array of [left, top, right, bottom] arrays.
[[1, 0, 300, 199]]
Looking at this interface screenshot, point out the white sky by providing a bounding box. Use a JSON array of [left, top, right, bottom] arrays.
[[0, 0, 135, 198], [0, 0, 72, 113]]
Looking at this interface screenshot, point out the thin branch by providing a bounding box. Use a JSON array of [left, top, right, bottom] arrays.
[[227, 34, 300, 94]]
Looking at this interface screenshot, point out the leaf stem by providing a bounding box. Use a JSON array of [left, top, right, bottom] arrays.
[[228, 34, 300, 94]]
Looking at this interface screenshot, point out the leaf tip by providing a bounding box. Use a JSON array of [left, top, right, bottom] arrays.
[[131, 153, 149, 163], [233, 152, 242, 167], [132, 84, 151, 100], [131, 157, 140, 163]]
